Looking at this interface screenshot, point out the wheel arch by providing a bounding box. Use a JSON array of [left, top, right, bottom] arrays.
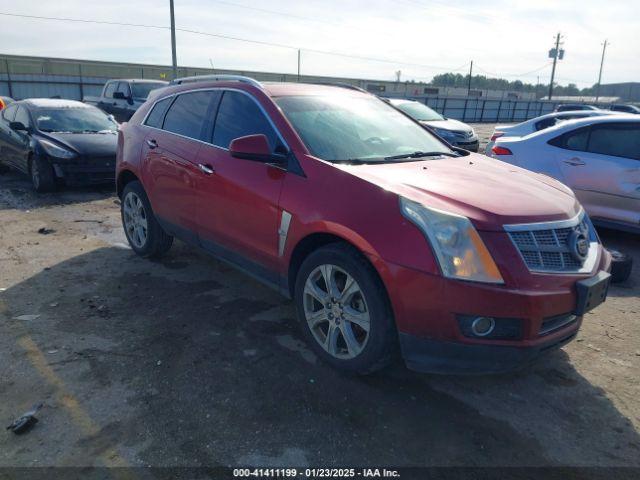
[[117, 169, 140, 199], [286, 229, 395, 316]]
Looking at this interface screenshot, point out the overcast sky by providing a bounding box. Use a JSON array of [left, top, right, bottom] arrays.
[[0, 0, 637, 87]]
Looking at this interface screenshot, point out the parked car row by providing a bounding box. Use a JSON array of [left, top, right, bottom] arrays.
[[0, 76, 632, 376]]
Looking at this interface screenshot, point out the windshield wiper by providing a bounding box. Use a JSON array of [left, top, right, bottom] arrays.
[[384, 151, 458, 161]]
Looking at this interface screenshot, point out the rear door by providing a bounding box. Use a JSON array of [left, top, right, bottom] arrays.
[[141, 91, 219, 243], [0, 103, 18, 166], [194, 89, 288, 276], [7, 105, 32, 173], [556, 122, 640, 226], [113, 82, 133, 122], [98, 81, 118, 116]]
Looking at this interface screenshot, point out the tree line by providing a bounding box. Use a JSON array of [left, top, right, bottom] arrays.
[[427, 72, 595, 97]]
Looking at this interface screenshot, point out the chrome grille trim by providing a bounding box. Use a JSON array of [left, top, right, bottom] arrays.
[[504, 210, 599, 274]]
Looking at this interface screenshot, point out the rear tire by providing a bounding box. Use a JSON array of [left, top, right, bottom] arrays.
[[294, 242, 396, 374], [29, 156, 56, 192], [609, 249, 632, 283], [121, 181, 173, 258]]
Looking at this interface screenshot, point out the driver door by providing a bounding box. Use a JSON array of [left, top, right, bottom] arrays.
[[194, 90, 288, 276]]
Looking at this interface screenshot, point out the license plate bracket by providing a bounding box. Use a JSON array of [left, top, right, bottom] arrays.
[[575, 271, 611, 316]]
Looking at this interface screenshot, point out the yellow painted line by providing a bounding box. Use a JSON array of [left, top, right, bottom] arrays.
[[17, 336, 135, 477]]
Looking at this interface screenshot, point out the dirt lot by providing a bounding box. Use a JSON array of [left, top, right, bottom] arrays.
[[1, 128, 639, 474]]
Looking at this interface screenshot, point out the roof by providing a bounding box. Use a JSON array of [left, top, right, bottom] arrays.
[[156, 79, 371, 99], [539, 113, 639, 135], [387, 98, 415, 105], [108, 79, 168, 84], [262, 82, 369, 97], [22, 98, 92, 108]]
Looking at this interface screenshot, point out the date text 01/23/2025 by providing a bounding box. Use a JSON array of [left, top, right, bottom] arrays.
[[232, 468, 401, 478]]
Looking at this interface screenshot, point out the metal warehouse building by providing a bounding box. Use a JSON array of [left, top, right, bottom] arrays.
[[1, 53, 579, 123], [0, 53, 537, 101]]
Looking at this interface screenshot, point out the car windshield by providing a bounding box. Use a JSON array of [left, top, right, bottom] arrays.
[[35, 107, 117, 133], [275, 95, 453, 163], [131, 83, 166, 99], [393, 101, 444, 122]]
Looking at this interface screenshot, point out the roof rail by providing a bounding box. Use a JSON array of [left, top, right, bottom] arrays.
[[311, 82, 369, 94], [170, 74, 262, 89]]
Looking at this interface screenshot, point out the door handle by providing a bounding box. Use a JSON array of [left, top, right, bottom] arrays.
[[146, 139, 158, 149], [198, 163, 215, 175], [563, 157, 585, 166]]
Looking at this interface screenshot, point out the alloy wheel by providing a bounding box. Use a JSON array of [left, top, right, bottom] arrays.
[[123, 191, 148, 249], [303, 264, 370, 359], [31, 161, 40, 190]]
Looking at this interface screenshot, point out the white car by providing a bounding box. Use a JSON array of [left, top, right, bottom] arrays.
[[485, 110, 614, 155], [489, 115, 640, 233]]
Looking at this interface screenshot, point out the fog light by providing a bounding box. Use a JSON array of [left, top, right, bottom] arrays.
[[471, 317, 495, 337]]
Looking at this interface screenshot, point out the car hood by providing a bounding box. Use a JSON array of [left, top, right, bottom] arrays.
[[335, 153, 580, 231], [420, 118, 473, 134], [39, 132, 118, 157]]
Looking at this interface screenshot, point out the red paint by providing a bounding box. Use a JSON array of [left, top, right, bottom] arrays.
[[117, 80, 609, 354]]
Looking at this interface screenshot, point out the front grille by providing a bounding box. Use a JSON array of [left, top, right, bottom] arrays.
[[506, 214, 592, 273]]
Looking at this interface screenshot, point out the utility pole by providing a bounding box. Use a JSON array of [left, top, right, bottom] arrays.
[[467, 60, 473, 95], [548, 32, 563, 100], [595, 39, 608, 102], [169, 0, 178, 80], [297, 49, 301, 82]]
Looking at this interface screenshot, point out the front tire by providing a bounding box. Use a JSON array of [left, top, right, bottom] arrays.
[[609, 249, 632, 283], [121, 181, 173, 258], [30, 156, 56, 192], [294, 243, 396, 374]]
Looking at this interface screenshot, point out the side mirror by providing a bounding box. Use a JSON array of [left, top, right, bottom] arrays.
[[229, 134, 287, 164], [113, 91, 128, 100], [9, 121, 29, 132]]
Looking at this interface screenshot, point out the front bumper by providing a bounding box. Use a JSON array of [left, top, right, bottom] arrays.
[[52, 156, 116, 186], [380, 244, 611, 375], [452, 137, 479, 152], [400, 326, 579, 374]]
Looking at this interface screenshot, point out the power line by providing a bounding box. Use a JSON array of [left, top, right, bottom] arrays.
[[0, 11, 471, 73], [475, 62, 551, 79]]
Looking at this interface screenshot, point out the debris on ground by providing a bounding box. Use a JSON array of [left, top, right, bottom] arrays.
[[6, 403, 44, 435], [37, 227, 55, 235], [13, 314, 40, 321]]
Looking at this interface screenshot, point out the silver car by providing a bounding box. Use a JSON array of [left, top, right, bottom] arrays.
[[489, 115, 640, 233], [388, 99, 479, 152]]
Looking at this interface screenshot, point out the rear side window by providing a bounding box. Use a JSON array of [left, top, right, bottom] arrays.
[[212, 91, 279, 151], [162, 91, 216, 140], [14, 106, 31, 128], [549, 127, 589, 151], [103, 82, 117, 98], [587, 123, 640, 160], [116, 82, 131, 98], [535, 117, 556, 131], [145, 97, 172, 128]]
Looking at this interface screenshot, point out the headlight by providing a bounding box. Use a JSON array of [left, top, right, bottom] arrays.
[[400, 197, 504, 284], [39, 139, 77, 159], [433, 128, 455, 138]]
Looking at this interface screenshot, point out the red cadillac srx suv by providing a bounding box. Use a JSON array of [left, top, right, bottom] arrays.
[[116, 75, 612, 374]]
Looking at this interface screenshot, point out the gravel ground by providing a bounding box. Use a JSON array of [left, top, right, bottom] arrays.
[[0, 130, 638, 474]]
